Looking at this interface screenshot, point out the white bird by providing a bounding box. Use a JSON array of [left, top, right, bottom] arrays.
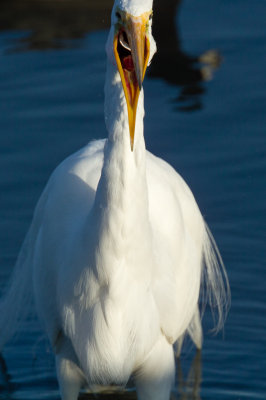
[[0, 0, 229, 399]]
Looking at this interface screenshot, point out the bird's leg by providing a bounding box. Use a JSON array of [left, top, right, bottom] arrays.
[[55, 337, 85, 400], [134, 336, 175, 400]]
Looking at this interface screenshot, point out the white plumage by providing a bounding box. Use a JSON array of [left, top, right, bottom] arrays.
[[0, 0, 229, 399]]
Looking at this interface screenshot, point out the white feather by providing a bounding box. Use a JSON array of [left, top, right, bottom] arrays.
[[0, 0, 229, 399]]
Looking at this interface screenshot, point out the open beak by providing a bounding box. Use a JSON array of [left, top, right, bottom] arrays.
[[114, 12, 150, 151]]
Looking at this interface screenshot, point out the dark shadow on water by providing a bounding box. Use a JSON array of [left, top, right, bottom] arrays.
[[1, 0, 221, 111], [0, 0, 111, 51], [0, 353, 14, 398], [151, 0, 222, 111]]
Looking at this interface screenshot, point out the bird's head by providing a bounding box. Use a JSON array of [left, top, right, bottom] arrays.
[[106, 0, 156, 150]]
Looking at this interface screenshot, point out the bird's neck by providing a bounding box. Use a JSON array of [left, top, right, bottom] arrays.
[[91, 62, 153, 277], [97, 61, 148, 210]]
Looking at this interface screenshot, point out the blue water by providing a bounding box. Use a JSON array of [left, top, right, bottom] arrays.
[[0, 0, 266, 399]]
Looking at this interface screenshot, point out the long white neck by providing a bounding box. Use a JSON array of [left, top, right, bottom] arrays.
[[91, 61, 153, 282]]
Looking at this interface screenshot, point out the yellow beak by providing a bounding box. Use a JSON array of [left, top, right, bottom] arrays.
[[114, 12, 150, 151]]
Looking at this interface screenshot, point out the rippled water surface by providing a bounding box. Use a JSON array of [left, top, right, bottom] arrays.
[[0, 0, 265, 399]]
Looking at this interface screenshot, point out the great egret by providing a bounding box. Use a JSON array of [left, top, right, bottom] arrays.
[[0, 0, 229, 399]]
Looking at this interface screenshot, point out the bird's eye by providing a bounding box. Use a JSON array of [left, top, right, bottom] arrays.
[[116, 11, 121, 20]]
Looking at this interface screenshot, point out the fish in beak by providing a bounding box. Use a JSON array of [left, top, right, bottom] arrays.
[[114, 10, 151, 151]]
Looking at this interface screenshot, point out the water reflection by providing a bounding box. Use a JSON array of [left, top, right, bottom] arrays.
[[1, 0, 221, 110], [175, 351, 201, 399], [1, 0, 111, 50], [150, 0, 221, 111], [0, 354, 13, 398]]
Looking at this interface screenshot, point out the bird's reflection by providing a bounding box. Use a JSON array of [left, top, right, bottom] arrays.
[[2, 0, 221, 110], [174, 350, 202, 400]]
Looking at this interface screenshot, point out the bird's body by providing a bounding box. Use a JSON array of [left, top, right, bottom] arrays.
[[32, 71, 203, 386], [0, 1, 229, 399]]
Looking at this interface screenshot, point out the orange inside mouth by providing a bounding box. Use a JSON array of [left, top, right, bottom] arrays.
[[116, 30, 139, 108], [114, 23, 150, 150]]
